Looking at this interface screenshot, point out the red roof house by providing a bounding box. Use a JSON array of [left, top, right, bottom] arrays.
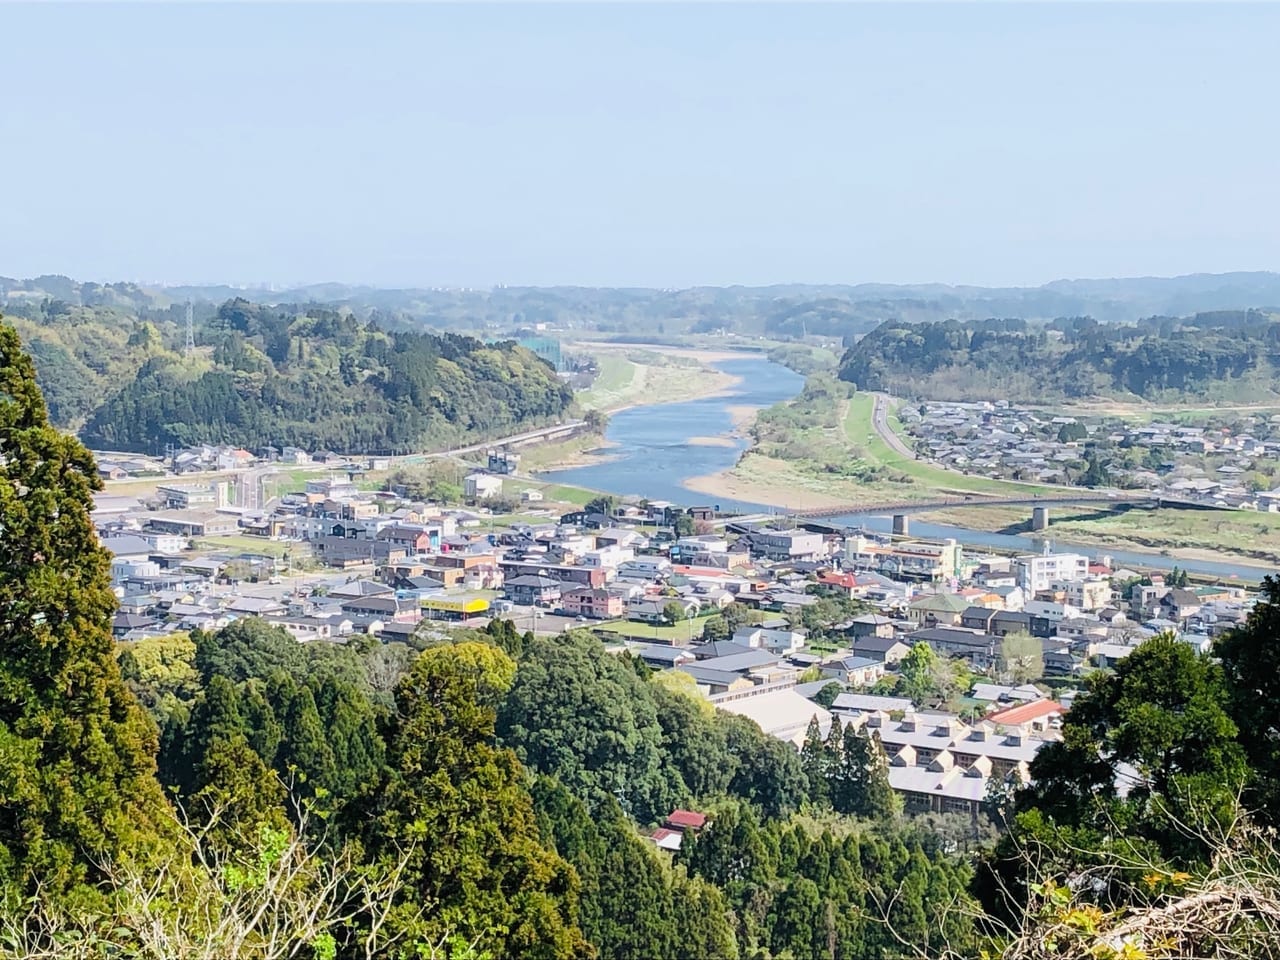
[[663, 809, 708, 832], [986, 699, 1063, 728]]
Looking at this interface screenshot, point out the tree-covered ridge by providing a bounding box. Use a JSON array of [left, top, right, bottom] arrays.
[[838, 312, 1280, 402], [79, 298, 574, 454]]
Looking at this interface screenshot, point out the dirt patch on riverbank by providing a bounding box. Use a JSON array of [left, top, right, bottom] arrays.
[[684, 457, 858, 511], [571, 342, 763, 365], [687, 436, 739, 448]]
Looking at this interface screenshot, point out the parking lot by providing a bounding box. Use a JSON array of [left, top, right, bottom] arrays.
[[490, 605, 595, 636]]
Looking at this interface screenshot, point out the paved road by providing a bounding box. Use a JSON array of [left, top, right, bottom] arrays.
[[235, 465, 278, 511], [870, 392, 917, 461], [397, 420, 587, 466]]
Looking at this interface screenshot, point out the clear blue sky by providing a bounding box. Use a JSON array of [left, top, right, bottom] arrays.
[[4, 2, 1278, 289]]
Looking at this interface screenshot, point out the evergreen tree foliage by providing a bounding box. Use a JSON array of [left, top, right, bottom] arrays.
[[364, 641, 591, 958], [833, 725, 900, 819], [801, 716, 832, 807], [193, 619, 306, 685], [680, 800, 977, 959], [498, 632, 686, 823], [719, 713, 809, 820], [0, 321, 171, 894], [1019, 632, 1246, 850], [1216, 575, 1280, 823]]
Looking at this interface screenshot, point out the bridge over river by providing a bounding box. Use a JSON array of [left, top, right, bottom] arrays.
[[787, 491, 1223, 533]]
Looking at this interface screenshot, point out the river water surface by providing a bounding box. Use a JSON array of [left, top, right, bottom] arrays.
[[542, 355, 1270, 582]]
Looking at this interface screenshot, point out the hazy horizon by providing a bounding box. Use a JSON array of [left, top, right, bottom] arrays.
[[9, 269, 1280, 296], [5, 2, 1278, 289]]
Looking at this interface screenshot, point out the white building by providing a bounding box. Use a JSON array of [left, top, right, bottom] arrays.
[[305, 477, 359, 501], [733, 626, 806, 655], [1015, 552, 1089, 593], [1023, 599, 1084, 624], [139, 531, 188, 554], [580, 545, 635, 570], [464, 473, 503, 500], [617, 558, 673, 579]]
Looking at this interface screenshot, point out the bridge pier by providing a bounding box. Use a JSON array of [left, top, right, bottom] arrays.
[[1031, 506, 1050, 531], [892, 514, 910, 536]]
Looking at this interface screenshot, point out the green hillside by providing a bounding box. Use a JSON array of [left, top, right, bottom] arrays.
[[78, 299, 573, 454]]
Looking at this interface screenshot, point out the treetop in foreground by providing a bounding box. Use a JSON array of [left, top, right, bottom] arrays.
[[0, 320, 172, 894]]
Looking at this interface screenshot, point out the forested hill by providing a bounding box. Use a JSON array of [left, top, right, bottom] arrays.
[[79, 299, 574, 454], [838, 311, 1280, 402]]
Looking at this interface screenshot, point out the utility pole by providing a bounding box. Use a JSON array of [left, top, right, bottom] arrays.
[[184, 300, 195, 357]]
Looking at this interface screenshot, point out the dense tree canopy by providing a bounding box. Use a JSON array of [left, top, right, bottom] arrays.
[[80, 300, 574, 454], [840, 314, 1279, 401], [0, 321, 172, 895]]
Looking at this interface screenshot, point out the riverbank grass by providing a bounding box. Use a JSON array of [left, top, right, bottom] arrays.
[[576, 354, 637, 411], [573, 347, 738, 414]]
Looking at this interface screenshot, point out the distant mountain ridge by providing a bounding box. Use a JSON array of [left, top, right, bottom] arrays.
[[5, 270, 1280, 330]]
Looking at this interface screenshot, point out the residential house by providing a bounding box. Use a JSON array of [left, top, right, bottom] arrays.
[[339, 595, 421, 624], [499, 559, 608, 588], [631, 644, 698, 670], [960, 606, 998, 632], [990, 609, 1053, 639], [732, 626, 806, 655], [907, 592, 970, 628], [853, 635, 912, 665], [844, 614, 897, 640], [664, 809, 708, 832], [328, 579, 395, 600], [677, 663, 756, 696], [629, 596, 699, 624], [377, 524, 438, 554], [814, 572, 868, 599], [225, 596, 287, 617], [264, 614, 340, 642], [1159, 588, 1203, 622], [504, 575, 563, 607], [111, 612, 159, 638], [909, 627, 1000, 670], [561, 586, 626, 620], [820, 655, 885, 688]]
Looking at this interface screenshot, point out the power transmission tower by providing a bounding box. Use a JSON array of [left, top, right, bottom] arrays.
[[184, 300, 195, 357]]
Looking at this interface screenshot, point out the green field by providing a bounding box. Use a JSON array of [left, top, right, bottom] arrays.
[[594, 617, 709, 642], [500, 476, 600, 507]]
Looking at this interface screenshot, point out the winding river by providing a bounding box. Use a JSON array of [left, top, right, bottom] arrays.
[[543, 354, 1271, 583]]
